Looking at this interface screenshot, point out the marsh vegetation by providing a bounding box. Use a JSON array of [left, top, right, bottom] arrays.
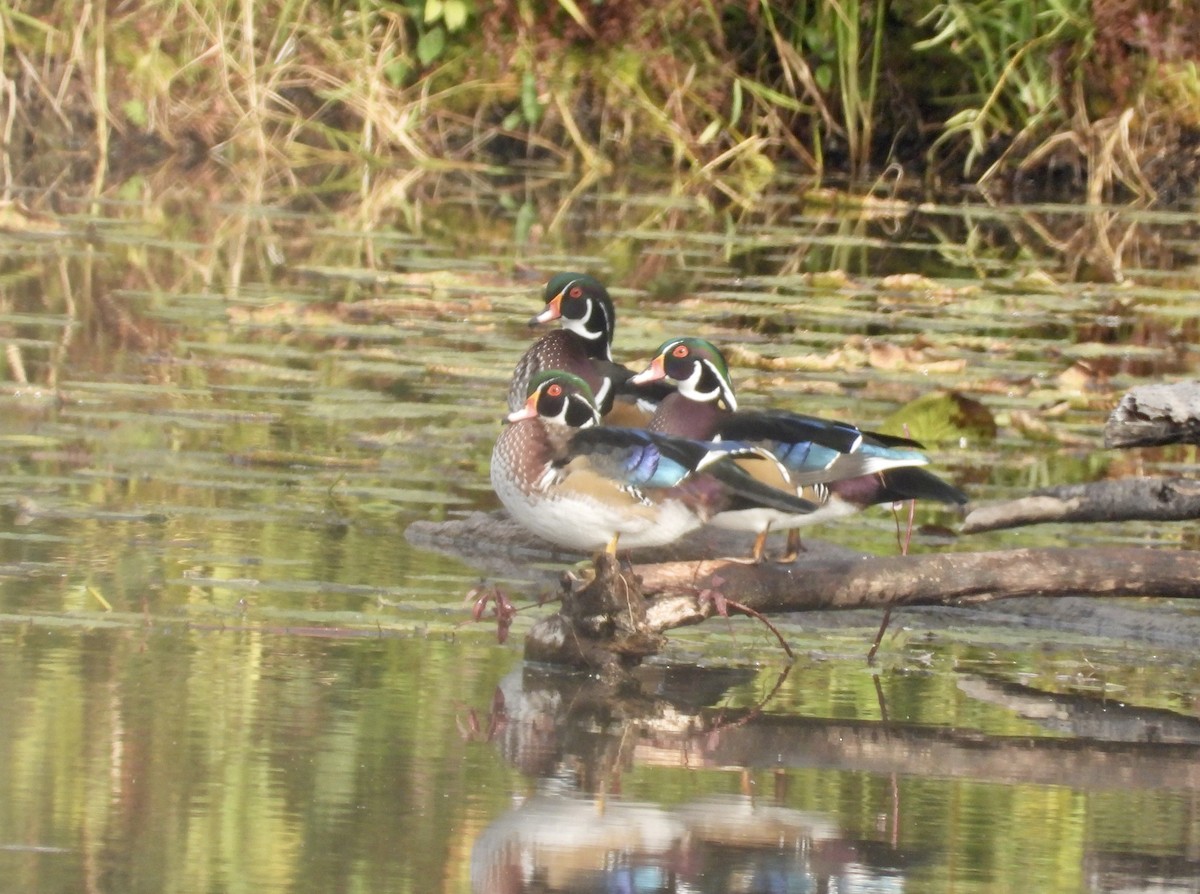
[[3, 0, 1198, 205]]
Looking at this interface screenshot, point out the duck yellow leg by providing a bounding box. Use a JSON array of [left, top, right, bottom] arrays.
[[606, 532, 621, 555], [750, 527, 771, 563], [776, 528, 805, 564]]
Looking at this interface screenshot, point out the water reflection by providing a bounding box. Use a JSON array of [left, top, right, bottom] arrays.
[[471, 787, 873, 894], [470, 663, 1200, 893], [0, 175, 1198, 893]]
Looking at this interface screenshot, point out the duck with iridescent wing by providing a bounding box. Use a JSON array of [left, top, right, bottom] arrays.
[[507, 273, 671, 426], [491, 371, 818, 555], [630, 337, 967, 562]]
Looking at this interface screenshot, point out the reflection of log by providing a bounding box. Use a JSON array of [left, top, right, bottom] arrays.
[[695, 714, 1200, 792], [956, 675, 1200, 744], [961, 476, 1200, 534], [1105, 381, 1200, 447], [491, 666, 1200, 793]]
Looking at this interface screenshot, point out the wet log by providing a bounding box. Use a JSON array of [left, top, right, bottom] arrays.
[[522, 547, 1200, 672], [961, 476, 1200, 534], [1105, 381, 1200, 448], [636, 546, 1200, 632]]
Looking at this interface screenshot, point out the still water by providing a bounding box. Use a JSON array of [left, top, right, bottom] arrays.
[[0, 173, 1198, 893]]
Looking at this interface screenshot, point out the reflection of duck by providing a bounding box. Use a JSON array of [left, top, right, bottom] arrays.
[[471, 669, 882, 894], [470, 785, 687, 894], [469, 786, 869, 894]]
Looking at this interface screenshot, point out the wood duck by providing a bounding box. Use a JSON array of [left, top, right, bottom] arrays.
[[630, 337, 967, 561], [507, 273, 671, 426], [491, 370, 818, 555]]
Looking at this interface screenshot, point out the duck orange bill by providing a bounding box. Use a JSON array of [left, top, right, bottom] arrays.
[[528, 290, 564, 326], [504, 392, 541, 423], [629, 354, 667, 385]]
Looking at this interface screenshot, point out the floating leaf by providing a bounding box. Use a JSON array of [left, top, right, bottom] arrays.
[[880, 391, 997, 445]]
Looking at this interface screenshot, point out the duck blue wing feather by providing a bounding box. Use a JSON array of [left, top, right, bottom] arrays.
[[568, 427, 695, 488], [719, 410, 926, 454], [568, 428, 817, 514]]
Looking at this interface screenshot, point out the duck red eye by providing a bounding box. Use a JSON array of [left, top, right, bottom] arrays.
[[568, 286, 583, 299], [672, 344, 689, 358], [547, 384, 563, 397]]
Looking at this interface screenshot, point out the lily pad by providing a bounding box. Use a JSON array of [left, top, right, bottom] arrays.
[[880, 390, 998, 445]]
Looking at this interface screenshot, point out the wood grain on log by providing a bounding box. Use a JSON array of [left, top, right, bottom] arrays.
[[637, 547, 1200, 633]]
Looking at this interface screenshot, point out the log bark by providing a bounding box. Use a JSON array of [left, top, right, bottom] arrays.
[[519, 546, 1200, 671], [409, 511, 1200, 672], [961, 476, 1200, 533], [636, 546, 1200, 633]]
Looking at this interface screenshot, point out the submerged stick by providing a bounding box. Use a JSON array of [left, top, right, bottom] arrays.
[[961, 477, 1200, 534]]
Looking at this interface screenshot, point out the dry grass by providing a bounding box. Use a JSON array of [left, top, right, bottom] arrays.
[[0, 0, 1195, 204]]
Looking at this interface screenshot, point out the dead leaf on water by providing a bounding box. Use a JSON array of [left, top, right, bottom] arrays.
[[229, 450, 380, 470], [1011, 269, 1063, 292], [725, 344, 848, 372], [864, 340, 967, 374], [741, 374, 844, 396], [877, 274, 980, 305], [1008, 410, 1056, 441], [228, 302, 330, 327], [1056, 360, 1108, 393]]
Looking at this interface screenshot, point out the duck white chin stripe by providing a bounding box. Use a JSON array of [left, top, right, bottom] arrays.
[[564, 317, 602, 340], [699, 359, 737, 410], [593, 378, 612, 408], [680, 362, 705, 398]]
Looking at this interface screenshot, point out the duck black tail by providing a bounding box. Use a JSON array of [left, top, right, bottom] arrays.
[[875, 466, 968, 505]]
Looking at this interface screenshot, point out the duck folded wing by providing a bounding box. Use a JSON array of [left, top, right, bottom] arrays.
[[566, 427, 817, 516]]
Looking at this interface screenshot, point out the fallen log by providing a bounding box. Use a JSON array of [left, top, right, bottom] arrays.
[[637, 546, 1200, 627], [961, 476, 1200, 533], [1105, 381, 1200, 448], [523, 547, 1200, 673]]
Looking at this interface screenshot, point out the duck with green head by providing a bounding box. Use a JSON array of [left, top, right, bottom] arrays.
[[491, 370, 817, 555], [507, 273, 671, 426], [631, 337, 967, 561]]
